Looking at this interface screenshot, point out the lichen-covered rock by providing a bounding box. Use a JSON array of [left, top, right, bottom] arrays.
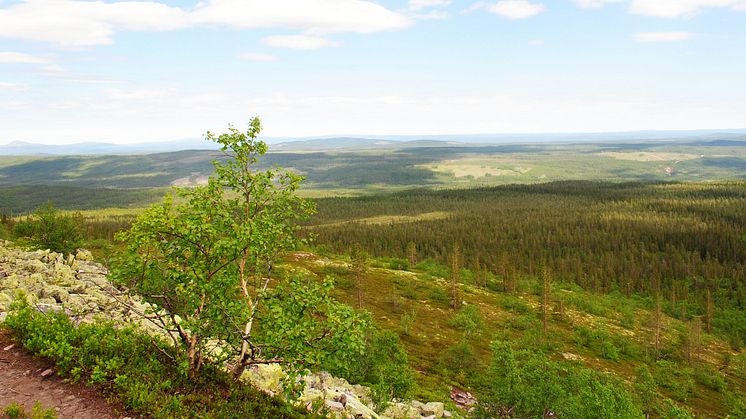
[[40, 286, 70, 303], [75, 248, 94, 261], [421, 402, 445, 418], [244, 364, 287, 395]]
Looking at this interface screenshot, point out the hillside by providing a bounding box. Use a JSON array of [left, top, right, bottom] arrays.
[[283, 250, 745, 417], [2, 140, 746, 214]]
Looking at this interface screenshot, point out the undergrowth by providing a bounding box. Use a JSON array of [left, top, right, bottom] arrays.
[[2, 300, 313, 419]]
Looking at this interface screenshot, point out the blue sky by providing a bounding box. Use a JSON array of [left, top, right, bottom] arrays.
[[1, 0, 745, 144]]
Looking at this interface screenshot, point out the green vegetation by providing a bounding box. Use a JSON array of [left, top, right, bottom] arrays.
[[1, 402, 57, 419], [113, 118, 368, 380], [475, 340, 641, 418], [3, 300, 311, 418], [308, 181, 746, 349], [3, 135, 746, 417], [11, 202, 83, 254]]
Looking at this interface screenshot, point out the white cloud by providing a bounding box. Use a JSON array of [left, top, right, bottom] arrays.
[[574, 0, 623, 9], [408, 0, 452, 11], [191, 0, 411, 34], [0, 81, 22, 89], [634, 31, 694, 42], [263, 35, 340, 50], [0, 0, 411, 48], [630, 0, 746, 18], [487, 1, 545, 19], [237, 52, 277, 62], [0, 51, 50, 64], [0, 1, 188, 47]]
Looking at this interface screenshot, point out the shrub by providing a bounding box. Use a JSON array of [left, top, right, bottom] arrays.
[[400, 309, 417, 336], [386, 258, 410, 271], [12, 202, 82, 254], [476, 340, 641, 418], [336, 330, 414, 406], [661, 399, 694, 419], [440, 341, 477, 375], [655, 360, 695, 402], [447, 304, 484, 338], [693, 365, 726, 392], [3, 300, 311, 418], [601, 341, 620, 361]]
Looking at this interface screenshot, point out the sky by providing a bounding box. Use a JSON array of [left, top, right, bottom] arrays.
[[0, 0, 745, 144]]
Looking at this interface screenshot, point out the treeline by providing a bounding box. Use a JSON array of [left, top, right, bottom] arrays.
[[305, 181, 746, 347], [0, 186, 166, 213]]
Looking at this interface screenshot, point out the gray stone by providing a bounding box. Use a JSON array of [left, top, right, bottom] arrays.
[[421, 401, 444, 417], [41, 368, 54, 377], [325, 400, 345, 411]]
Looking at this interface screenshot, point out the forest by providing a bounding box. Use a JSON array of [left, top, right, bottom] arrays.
[[307, 181, 746, 349]]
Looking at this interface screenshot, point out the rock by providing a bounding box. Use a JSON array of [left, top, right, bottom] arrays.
[[343, 394, 378, 419], [40, 286, 70, 303], [421, 402, 444, 417], [41, 368, 54, 377], [0, 312, 6, 323], [0, 271, 6, 278], [75, 249, 94, 261], [450, 386, 477, 410], [422, 416, 436, 419], [243, 364, 287, 394], [443, 411, 453, 418], [325, 400, 345, 412]]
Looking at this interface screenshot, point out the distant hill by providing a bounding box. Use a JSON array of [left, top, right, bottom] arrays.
[[0, 139, 216, 156], [3, 129, 746, 155]]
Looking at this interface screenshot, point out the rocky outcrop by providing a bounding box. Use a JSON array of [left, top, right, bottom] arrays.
[[0, 240, 457, 418]]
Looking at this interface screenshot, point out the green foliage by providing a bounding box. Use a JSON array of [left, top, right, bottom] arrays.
[[336, 330, 414, 406], [601, 341, 621, 361], [255, 275, 370, 376], [713, 308, 746, 349], [113, 118, 366, 379], [3, 300, 310, 418], [634, 364, 659, 417], [12, 202, 82, 254], [655, 360, 695, 402], [0, 402, 57, 419], [447, 304, 484, 338], [2, 403, 26, 419], [661, 399, 695, 419], [399, 309, 417, 336], [440, 341, 477, 375], [476, 340, 642, 418], [693, 365, 726, 392]]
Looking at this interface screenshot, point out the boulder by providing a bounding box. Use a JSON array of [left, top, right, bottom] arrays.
[[325, 400, 345, 412], [40, 286, 70, 303], [343, 393, 379, 419], [244, 364, 287, 395], [75, 249, 94, 261], [421, 402, 444, 418]]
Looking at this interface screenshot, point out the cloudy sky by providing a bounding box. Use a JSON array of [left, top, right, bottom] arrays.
[[1, 0, 745, 144]]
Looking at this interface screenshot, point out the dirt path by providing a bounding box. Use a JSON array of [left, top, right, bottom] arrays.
[[0, 329, 126, 419]]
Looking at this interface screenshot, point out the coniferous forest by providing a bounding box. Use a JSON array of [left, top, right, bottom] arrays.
[[307, 181, 746, 349]]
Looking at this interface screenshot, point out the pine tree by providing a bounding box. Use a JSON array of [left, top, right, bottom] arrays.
[[406, 241, 417, 267], [705, 288, 713, 333], [450, 243, 461, 310], [351, 243, 367, 309], [542, 265, 552, 339]]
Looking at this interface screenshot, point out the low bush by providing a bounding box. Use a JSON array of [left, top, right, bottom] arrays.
[[655, 360, 695, 402], [693, 365, 726, 392], [3, 300, 312, 418]]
